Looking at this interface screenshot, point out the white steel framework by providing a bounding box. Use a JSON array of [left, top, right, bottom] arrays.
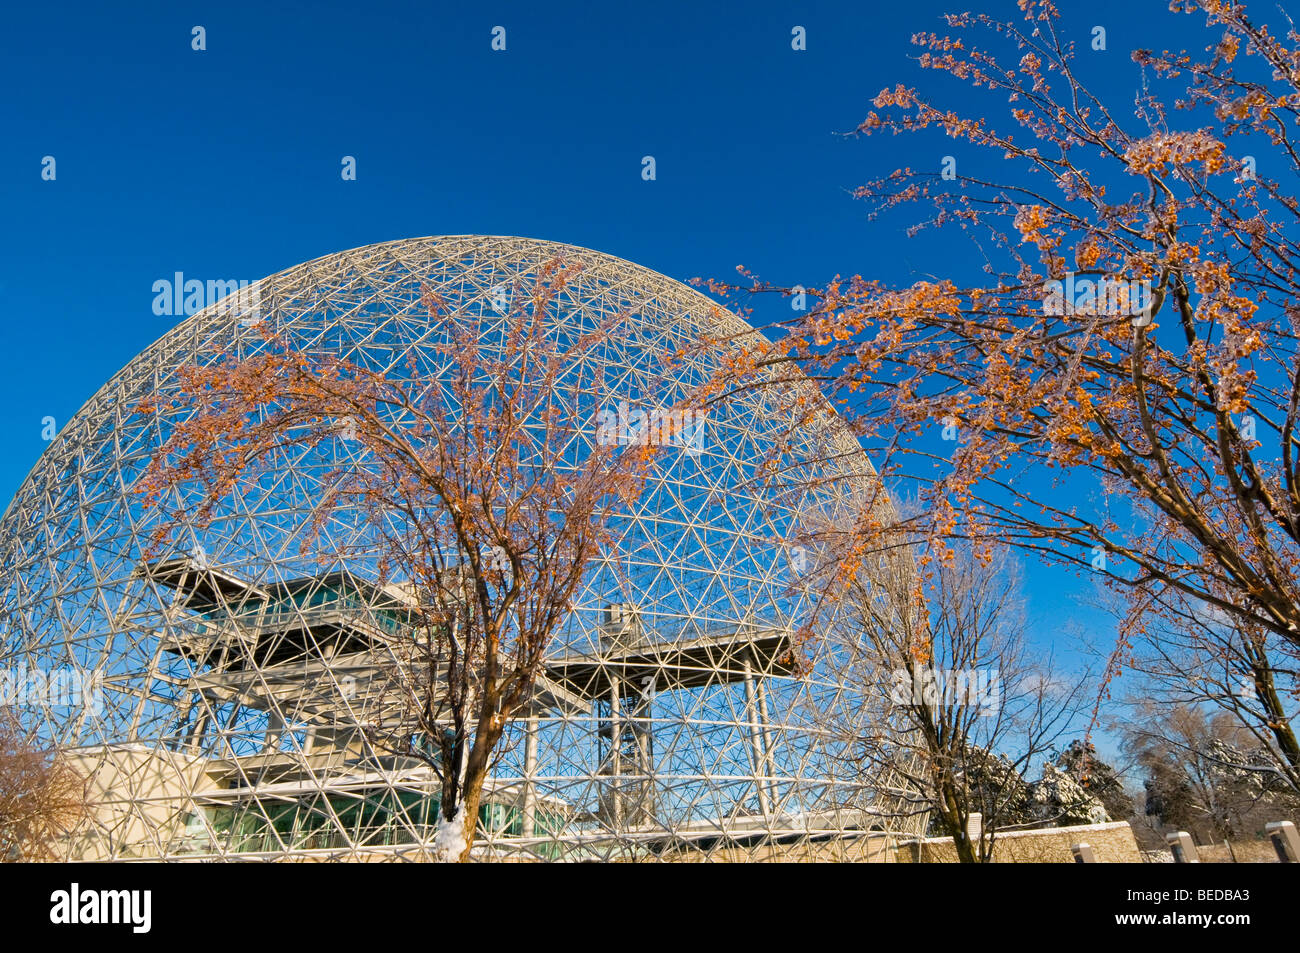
[[0, 236, 922, 861]]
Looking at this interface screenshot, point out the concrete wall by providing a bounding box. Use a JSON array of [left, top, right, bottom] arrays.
[[1196, 839, 1281, 863], [58, 744, 209, 861], [897, 820, 1142, 863], [662, 833, 897, 863], [657, 821, 1142, 862]]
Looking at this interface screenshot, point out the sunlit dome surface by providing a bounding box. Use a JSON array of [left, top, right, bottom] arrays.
[[0, 236, 914, 861]]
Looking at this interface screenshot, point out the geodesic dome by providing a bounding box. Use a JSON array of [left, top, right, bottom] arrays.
[[0, 236, 918, 861]]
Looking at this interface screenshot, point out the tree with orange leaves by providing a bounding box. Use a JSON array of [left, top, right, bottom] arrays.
[[707, 2, 1300, 781], [137, 261, 659, 861]]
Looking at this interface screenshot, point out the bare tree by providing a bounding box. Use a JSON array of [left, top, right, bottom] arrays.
[[1114, 587, 1300, 795], [1122, 704, 1300, 844], [0, 714, 85, 861], [818, 543, 1091, 862]]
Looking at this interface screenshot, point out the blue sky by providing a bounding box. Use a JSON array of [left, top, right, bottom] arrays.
[[0, 0, 1221, 766]]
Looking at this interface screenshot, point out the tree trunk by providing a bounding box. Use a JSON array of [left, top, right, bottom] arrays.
[[932, 775, 978, 863], [451, 718, 504, 862], [1252, 664, 1300, 790]]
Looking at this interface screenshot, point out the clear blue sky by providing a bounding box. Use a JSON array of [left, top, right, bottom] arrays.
[[0, 0, 1215, 766]]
